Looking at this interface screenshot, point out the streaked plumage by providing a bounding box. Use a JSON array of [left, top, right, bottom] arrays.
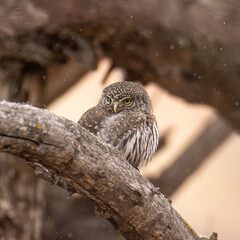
[[78, 81, 159, 168]]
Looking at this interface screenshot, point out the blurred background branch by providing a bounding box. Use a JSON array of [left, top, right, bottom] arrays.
[[150, 117, 233, 197]]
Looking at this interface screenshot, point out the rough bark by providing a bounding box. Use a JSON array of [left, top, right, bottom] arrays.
[[0, 2, 97, 238], [0, 101, 216, 240]]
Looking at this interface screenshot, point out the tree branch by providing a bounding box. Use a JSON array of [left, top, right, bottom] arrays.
[[0, 101, 216, 240]]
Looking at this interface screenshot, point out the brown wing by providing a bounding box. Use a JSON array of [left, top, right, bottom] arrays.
[[78, 105, 110, 135]]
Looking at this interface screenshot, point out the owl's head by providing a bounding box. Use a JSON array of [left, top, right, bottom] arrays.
[[99, 81, 153, 113]]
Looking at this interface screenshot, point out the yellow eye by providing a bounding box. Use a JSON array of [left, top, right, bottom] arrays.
[[107, 97, 111, 103], [124, 99, 131, 104]]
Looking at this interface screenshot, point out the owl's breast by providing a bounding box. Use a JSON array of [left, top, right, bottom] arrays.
[[97, 112, 128, 144], [97, 111, 159, 168]]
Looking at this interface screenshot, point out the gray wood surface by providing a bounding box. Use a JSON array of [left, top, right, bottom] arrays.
[[0, 101, 216, 240]]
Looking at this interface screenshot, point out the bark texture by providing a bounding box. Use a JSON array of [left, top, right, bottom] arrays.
[[0, 1, 235, 239], [0, 101, 216, 240]]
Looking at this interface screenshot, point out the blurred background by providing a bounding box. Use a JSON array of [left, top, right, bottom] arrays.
[[47, 59, 240, 240], [0, 1, 240, 240]]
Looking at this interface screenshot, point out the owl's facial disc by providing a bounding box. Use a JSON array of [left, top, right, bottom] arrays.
[[113, 98, 132, 113], [103, 95, 134, 113]]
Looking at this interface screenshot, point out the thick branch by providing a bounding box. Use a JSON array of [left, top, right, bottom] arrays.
[[31, 0, 240, 131], [0, 101, 216, 240]]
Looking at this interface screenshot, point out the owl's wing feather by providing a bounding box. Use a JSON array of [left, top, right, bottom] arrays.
[[78, 106, 111, 135]]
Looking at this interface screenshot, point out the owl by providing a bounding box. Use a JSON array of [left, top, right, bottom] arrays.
[[78, 81, 159, 168]]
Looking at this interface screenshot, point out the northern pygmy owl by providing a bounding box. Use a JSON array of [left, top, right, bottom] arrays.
[[78, 81, 159, 168]]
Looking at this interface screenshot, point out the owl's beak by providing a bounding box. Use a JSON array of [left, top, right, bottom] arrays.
[[113, 102, 118, 113]]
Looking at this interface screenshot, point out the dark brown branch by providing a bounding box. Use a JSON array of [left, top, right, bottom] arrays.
[[31, 0, 240, 131], [150, 117, 233, 197], [0, 101, 216, 240], [1, 0, 240, 132]]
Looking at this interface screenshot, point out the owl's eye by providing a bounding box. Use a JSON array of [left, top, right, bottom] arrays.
[[124, 99, 131, 104], [107, 97, 112, 103]]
